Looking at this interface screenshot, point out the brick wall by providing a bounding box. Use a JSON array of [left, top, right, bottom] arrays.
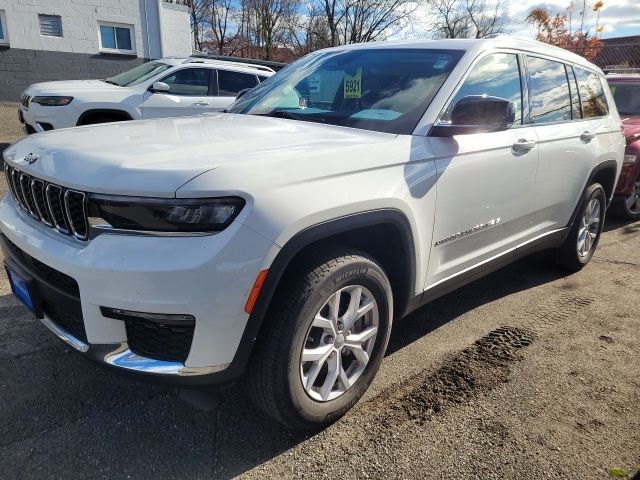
[[0, 47, 146, 101]]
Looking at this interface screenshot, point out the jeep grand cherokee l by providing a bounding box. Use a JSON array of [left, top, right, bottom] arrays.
[[1, 38, 624, 429]]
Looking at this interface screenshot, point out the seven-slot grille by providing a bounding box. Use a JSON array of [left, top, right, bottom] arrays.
[[4, 165, 89, 240], [20, 93, 31, 109]]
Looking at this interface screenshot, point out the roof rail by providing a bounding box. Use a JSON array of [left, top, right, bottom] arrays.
[[188, 54, 288, 72]]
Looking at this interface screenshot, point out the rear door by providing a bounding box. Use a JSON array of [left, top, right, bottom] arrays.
[[140, 67, 214, 118], [213, 69, 260, 110], [526, 57, 613, 234], [426, 52, 540, 287]]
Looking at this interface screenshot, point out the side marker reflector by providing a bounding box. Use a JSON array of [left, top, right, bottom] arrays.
[[245, 269, 269, 314]]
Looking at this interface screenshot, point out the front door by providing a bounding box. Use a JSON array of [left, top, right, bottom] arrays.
[[425, 52, 540, 288], [140, 67, 214, 119]]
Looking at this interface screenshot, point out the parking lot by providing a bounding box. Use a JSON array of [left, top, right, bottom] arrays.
[[0, 102, 639, 479]]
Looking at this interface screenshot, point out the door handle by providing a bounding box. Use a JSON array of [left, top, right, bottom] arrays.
[[512, 139, 536, 153], [581, 131, 596, 141], [193, 101, 209, 106]]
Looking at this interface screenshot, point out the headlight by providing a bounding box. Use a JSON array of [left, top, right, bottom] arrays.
[[31, 96, 74, 106], [87, 196, 245, 233], [623, 154, 637, 165]]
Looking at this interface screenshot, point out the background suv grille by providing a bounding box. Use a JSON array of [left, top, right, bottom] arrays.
[[20, 93, 31, 109], [5, 165, 89, 240]]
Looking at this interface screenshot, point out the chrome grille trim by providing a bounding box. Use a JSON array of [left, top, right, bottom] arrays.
[[19, 173, 39, 218], [45, 184, 69, 234], [64, 190, 88, 240], [30, 178, 53, 227], [5, 164, 89, 241]]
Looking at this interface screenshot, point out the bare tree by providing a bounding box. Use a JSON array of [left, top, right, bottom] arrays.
[[428, 0, 509, 39], [188, 0, 210, 50], [206, 0, 240, 54], [343, 0, 419, 43], [287, 2, 332, 56]]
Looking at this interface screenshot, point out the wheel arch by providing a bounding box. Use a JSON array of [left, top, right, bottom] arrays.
[[76, 109, 133, 126], [567, 159, 619, 230], [240, 209, 417, 346]]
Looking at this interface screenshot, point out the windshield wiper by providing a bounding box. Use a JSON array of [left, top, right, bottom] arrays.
[[263, 110, 326, 124]]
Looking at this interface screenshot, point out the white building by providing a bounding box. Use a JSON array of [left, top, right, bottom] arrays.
[[0, 0, 192, 101]]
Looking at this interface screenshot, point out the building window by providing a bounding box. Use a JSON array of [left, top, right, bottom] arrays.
[[0, 10, 8, 45], [38, 14, 63, 37], [98, 22, 134, 54]]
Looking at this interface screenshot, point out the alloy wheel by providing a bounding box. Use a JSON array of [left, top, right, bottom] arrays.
[[300, 285, 379, 402], [624, 178, 640, 215], [577, 198, 601, 258]]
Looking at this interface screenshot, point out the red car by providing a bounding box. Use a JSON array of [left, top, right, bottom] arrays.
[[608, 75, 640, 219]]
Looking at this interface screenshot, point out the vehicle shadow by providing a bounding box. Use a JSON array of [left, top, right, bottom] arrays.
[[603, 216, 640, 234]]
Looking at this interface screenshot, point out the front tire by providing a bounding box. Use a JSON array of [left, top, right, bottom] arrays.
[[553, 182, 606, 271], [246, 249, 393, 429]]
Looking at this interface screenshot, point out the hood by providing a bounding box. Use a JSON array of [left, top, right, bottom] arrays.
[[26, 80, 127, 95], [621, 115, 640, 142], [3, 113, 396, 197]]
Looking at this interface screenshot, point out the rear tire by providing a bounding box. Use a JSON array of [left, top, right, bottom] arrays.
[[246, 248, 393, 430], [612, 172, 640, 220], [553, 182, 606, 271]]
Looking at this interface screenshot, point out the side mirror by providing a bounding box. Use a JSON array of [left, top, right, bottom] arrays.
[[431, 95, 516, 137], [149, 81, 171, 94], [236, 88, 253, 100]]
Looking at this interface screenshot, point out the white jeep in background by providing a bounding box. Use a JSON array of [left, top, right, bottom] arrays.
[[1, 38, 625, 429], [18, 58, 274, 133]]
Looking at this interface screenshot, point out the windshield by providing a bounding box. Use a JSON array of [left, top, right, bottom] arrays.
[[105, 61, 172, 87], [608, 81, 640, 116], [229, 48, 464, 134]]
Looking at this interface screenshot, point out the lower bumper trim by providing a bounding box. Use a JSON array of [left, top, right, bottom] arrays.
[[40, 314, 89, 352], [101, 343, 229, 376]]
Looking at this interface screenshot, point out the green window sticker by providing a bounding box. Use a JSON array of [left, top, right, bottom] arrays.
[[344, 68, 362, 99]]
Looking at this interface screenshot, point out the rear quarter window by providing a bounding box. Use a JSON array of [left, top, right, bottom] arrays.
[[574, 68, 608, 118]]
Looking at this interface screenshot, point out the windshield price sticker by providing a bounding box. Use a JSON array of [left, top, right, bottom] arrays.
[[344, 68, 362, 99]]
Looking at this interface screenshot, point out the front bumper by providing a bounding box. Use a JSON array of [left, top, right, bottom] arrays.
[[0, 195, 276, 385], [19, 103, 75, 133]]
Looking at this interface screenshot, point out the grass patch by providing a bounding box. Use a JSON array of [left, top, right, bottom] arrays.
[[608, 467, 629, 478]]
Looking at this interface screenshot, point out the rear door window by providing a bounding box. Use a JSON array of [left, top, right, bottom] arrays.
[[218, 70, 259, 96], [574, 68, 608, 118], [526, 56, 572, 124]]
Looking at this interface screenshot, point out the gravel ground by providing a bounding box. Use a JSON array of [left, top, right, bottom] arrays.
[[0, 103, 639, 479], [0, 102, 25, 153]]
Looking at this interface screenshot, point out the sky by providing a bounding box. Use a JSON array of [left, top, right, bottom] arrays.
[[507, 0, 640, 39], [406, 0, 640, 40]]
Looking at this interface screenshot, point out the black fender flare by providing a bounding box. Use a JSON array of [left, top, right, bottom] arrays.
[[241, 208, 417, 345], [567, 159, 619, 231], [76, 109, 133, 126]]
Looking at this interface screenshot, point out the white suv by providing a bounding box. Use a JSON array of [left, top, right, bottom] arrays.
[[1, 38, 625, 429], [18, 58, 274, 133]]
